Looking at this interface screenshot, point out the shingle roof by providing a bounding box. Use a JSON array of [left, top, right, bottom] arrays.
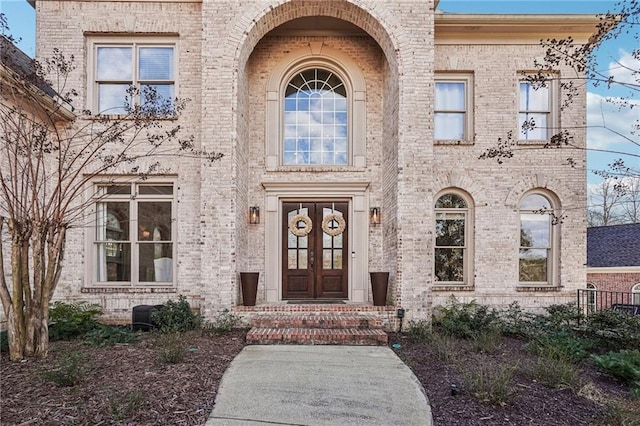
[[1, 35, 57, 98], [587, 223, 640, 268]]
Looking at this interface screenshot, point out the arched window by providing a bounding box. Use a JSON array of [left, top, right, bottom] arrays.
[[434, 191, 474, 285], [283, 68, 348, 165], [519, 191, 558, 285], [586, 283, 597, 313], [633, 283, 640, 305]]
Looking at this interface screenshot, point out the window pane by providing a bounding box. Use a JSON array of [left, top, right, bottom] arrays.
[[435, 248, 464, 282], [520, 213, 550, 247], [97, 202, 130, 240], [138, 185, 174, 195], [97, 47, 132, 80], [138, 202, 172, 241], [435, 112, 464, 139], [521, 194, 551, 210], [519, 248, 548, 282], [520, 82, 548, 110], [139, 47, 174, 80], [519, 113, 547, 140], [436, 213, 465, 247], [141, 84, 175, 109], [98, 84, 130, 114], [139, 243, 173, 282], [435, 194, 467, 209], [97, 242, 131, 282], [102, 185, 132, 195], [435, 82, 465, 110]]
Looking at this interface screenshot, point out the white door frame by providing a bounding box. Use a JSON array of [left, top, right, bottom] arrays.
[[262, 181, 370, 302]]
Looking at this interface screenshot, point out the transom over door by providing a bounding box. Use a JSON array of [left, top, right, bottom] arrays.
[[282, 201, 349, 299]]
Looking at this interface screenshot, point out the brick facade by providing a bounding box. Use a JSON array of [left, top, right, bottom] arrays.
[[2, 0, 597, 325]]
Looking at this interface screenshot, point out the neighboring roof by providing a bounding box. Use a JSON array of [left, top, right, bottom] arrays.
[[1, 35, 57, 98], [587, 223, 640, 268]]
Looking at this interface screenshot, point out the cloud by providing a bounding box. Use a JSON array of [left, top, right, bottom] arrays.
[[586, 91, 639, 151], [608, 49, 640, 87]]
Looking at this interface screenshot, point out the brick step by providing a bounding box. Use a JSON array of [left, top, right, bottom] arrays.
[[246, 327, 388, 345], [251, 314, 382, 330]]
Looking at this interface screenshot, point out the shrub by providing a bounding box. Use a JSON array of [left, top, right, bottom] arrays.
[[471, 327, 502, 354], [429, 332, 457, 363], [526, 332, 593, 364], [156, 333, 185, 364], [86, 325, 139, 347], [110, 390, 145, 421], [203, 309, 241, 335], [406, 320, 432, 343], [528, 347, 580, 389], [434, 297, 501, 339], [498, 302, 536, 338], [581, 310, 640, 352], [48, 301, 102, 341], [463, 362, 515, 404], [594, 350, 640, 391], [151, 295, 201, 333], [42, 351, 87, 387]]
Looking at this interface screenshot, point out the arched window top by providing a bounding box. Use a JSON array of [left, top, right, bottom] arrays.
[[520, 193, 552, 210], [633, 283, 640, 293], [586, 283, 597, 290], [435, 193, 467, 209], [285, 68, 346, 97]]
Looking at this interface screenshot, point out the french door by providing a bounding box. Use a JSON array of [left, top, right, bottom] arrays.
[[282, 201, 349, 299]]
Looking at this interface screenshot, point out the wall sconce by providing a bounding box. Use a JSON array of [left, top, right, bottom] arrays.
[[249, 206, 260, 224], [370, 207, 381, 225]]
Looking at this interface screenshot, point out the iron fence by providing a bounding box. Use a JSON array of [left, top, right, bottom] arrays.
[[577, 288, 640, 315]]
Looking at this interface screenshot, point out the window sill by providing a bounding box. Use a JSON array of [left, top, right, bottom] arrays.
[[81, 286, 176, 294], [87, 113, 178, 121], [267, 165, 367, 173], [516, 285, 561, 292], [433, 285, 475, 291], [516, 139, 551, 146], [434, 139, 474, 146]]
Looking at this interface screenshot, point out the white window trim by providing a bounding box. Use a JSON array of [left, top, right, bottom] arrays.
[[84, 176, 177, 288], [586, 282, 597, 312], [517, 189, 560, 287], [517, 72, 559, 143], [434, 73, 474, 143], [265, 44, 366, 170], [433, 189, 475, 287], [633, 283, 640, 305], [86, 36, 178, 115]]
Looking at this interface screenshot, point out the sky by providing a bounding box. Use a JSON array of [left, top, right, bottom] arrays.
[[1, 0, 638, 184]]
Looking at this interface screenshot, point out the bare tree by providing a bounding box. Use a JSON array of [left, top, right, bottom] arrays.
[[620, 176, 640, 223], [587, 178, 625, 226], [0, 29, 221, 360]]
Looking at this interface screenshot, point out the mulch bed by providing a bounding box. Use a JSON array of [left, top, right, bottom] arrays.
[[2, 330, 638, 425]]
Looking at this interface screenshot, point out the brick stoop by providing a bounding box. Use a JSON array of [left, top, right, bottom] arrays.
[[246, 313, 388, 345]]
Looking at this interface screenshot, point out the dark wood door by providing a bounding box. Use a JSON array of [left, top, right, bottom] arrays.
[[282, 201, 349, 299]]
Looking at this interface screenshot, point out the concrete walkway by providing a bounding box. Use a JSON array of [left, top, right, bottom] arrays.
[[206, 345, 432, 426]]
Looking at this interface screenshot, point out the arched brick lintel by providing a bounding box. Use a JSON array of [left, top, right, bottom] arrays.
[[233, 0, 402, 76]]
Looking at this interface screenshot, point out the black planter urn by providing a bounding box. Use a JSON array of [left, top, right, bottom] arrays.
[[370, 272, 389, 307], [240, 272, 259, 306]]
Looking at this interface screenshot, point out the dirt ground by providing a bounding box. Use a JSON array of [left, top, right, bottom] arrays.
[[1, 330, 638, 425]]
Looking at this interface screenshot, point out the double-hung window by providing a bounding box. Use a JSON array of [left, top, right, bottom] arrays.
[[434, 74, 473, 141], [89, 38, 176, 115], [93, 180, 175, 287], [519, 192, 558, 285], [518, 75, 557, 141], [435, 191, 474, 285]]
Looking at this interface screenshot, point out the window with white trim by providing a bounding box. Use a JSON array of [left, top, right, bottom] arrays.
[[434, 191, 474, 285], [88, 38, 176, 115], [586, 283, 597, 313], [633, 283, 640, 305], [518, 74, 557, 141], [435, 73, 473, 141], [283, 68, 348, 165], [91, 180, 175, 287], [519, 191, 559, 285]]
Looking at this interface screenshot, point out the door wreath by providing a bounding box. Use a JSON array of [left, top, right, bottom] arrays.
[[322, 213, 346, 237], [289, 214, 312, 237]]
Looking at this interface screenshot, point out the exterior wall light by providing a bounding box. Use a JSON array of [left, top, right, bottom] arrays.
[[370, 207, 381, 225], [249, 206, 260, 224]]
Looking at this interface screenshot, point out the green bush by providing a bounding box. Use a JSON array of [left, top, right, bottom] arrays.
[[406, 320, 432, 343], [48, 301, 102, 341], [526, 332, 593, 364], [42, 351, 87, 387], [86, 325, 139, 347], [429, 332, 457, 363], [498, 302, 536, 338], [156, 333, 185, 364], [203, 309, 241, 335], [529, 351, 580, 389], [151, 295, 201, 333], [471, 327, 503, 354], [581, 310, 640, 352], [434, 297, 501, 339], [594, 350, 640, 391]]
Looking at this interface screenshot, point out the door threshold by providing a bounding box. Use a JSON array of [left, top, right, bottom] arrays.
[[286, 300, 346, 304]]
